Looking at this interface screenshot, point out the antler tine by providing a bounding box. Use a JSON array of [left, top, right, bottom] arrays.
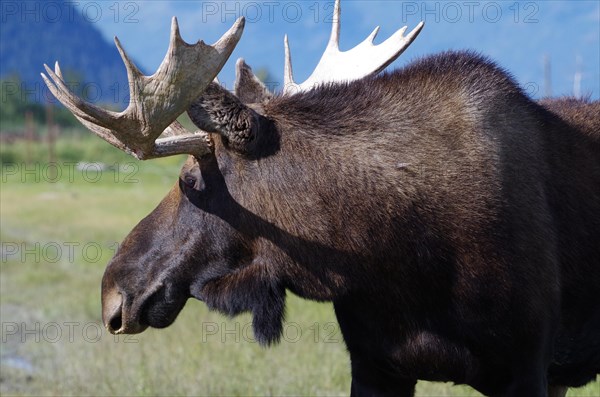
[[283, 0, 424, 95], [283, 35, 296, 93], [42, 63, 119, 126], [329, 0, 341, 49], [42, 17, 245, 160], [42, 62, 132, 153], [114, 36, 144, 86]]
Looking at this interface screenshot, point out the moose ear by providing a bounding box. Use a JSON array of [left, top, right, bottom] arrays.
[[188, 83, 263, 153], [234, 58, 274, 104]]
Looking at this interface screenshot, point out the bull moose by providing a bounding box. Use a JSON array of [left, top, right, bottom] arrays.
[[42, 1, 599, 395]]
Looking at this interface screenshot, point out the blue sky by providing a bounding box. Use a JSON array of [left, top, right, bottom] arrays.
[[79, 0, 598, 99]]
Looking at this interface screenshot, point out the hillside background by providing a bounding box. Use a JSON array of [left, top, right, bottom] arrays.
[[1, 0, 131, 105]]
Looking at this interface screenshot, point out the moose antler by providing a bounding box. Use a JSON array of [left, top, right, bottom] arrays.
[[283, 0, 423, 95], [42, 17, 245, 160]]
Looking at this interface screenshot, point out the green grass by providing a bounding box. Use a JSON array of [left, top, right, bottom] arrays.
[[1, 137, 598, 396]]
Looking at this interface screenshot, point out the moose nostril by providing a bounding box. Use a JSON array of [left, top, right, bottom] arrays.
[[106, 303, 123, 334], [102, 288, 124, 334], [109, 313, 123, 333]]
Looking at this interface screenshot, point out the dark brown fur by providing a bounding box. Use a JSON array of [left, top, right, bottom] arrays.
[[102, 51, 600, 396]]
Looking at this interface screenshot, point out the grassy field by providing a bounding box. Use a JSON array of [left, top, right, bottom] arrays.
[[1, 136, 598, 396]]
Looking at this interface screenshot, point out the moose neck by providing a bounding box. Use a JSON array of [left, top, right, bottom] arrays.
[[210, 94, 443, 302], [219, 70, 506, 304]]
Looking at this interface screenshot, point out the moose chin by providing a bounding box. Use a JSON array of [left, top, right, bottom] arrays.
[[43, 0, 599, 396]]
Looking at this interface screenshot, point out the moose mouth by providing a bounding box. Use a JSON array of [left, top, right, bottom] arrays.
[[103, 283, 188, 335]]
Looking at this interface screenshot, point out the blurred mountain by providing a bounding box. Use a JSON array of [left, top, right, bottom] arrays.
[[1, 0, 134, 106]]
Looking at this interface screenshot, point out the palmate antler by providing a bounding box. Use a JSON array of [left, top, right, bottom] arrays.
[[283, 0, 423, 95], [42, 17, 245, 160]]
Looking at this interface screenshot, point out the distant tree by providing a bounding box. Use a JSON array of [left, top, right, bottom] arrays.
[[0, 75, 79, 130], [0, 75, 43, 129]]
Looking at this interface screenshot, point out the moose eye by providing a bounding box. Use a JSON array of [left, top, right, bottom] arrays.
[[183, 175, 197, 189]]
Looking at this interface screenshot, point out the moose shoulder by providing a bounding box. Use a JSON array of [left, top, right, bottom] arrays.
[[42, 3, 599, 395]]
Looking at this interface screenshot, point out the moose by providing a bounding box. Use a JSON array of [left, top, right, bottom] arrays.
[[42, 1, 599, 396]]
